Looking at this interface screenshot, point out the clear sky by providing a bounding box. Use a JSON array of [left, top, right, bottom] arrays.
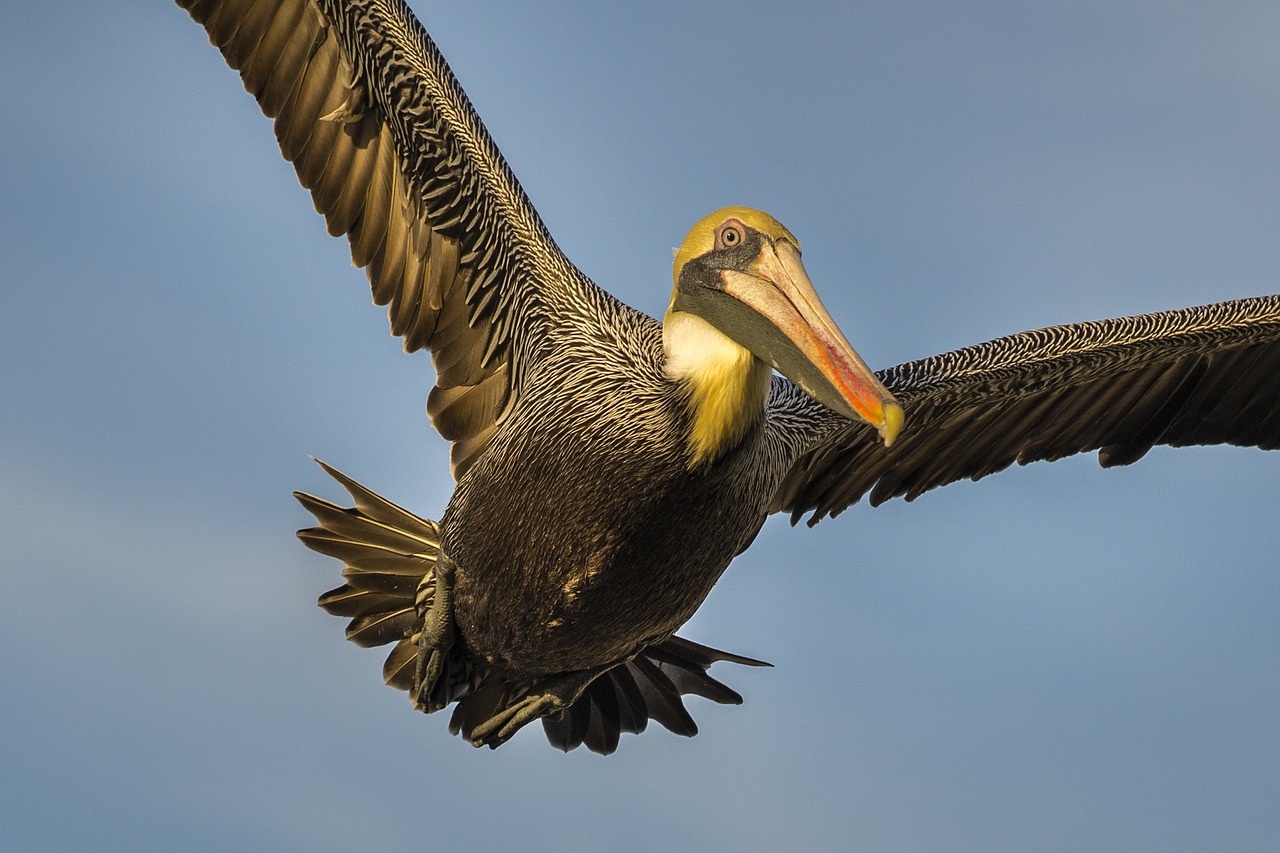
[[2, 1, 1279, 850]]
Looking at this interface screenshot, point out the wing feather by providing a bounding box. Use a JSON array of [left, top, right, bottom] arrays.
[[778, 295, 1280, 523], [178, 0, 610, 478]]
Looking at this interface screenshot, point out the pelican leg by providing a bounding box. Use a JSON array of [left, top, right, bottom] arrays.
[[413, 551, 457, 713], [469, 666, 609, 749]]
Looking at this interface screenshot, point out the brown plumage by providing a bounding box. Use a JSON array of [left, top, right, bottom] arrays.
[[176, 0, 1280, 753]]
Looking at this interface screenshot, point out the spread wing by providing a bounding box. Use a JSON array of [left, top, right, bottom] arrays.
[[775, 295, 1280, 524], [178, 0, 609, 478]]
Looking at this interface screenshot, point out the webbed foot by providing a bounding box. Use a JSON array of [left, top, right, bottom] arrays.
[[468, 667, 605, 749], [412, 552, 457, 713]]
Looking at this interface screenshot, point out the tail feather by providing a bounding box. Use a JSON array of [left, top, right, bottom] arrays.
[[381, 636, 418, 691], [300, 525, 429, 581], [644, 636, 769, 705], [295, 463, 440, 657], [629, 655, 698, 737], [295, 493, 439, 565], [606, 664, 651, 735], [343, 602, 419, 649], [540, 637, 772, 754], [311, 459, 440, 541], [653, 634, 771, 669], [296, 460, 769, 754], [317, 582, 419, 646]]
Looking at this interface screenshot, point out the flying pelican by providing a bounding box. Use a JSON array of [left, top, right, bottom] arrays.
[[176, 0, 1280, 753]]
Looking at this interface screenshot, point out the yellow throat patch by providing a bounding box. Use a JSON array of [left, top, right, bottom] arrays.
[[663, 312, 772, 468]]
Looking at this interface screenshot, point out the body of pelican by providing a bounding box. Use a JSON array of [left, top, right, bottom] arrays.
[[445, 335, 789, 676]]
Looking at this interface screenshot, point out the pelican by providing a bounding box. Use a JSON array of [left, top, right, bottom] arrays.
[[177, 0, 1280, 754]]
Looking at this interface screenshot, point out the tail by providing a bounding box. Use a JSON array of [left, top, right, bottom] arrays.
[[293, 460, 445, 692], [534, 636, 770, 754], [294, 460, 770, 754]]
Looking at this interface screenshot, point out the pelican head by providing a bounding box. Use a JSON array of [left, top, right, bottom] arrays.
[[665, 207, 903, 455]]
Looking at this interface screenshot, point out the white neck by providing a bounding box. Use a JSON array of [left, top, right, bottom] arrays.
[[663, 311, 772, 468]]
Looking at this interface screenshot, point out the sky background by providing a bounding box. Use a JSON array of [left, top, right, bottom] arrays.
[[2, 1, 1279, 850]]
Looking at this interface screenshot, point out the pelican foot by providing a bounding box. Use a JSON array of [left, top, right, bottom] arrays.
[[413, 552, 457, 713], [468, 668, 603, 749]]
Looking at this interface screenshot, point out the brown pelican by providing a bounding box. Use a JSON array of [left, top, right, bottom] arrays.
[[177, 0, 1280, 754]]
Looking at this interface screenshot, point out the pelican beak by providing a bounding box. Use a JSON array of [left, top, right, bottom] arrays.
[[688, 239, 903, 446]]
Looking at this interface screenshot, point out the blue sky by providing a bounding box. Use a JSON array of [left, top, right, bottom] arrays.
[[2, 1, 1279, 850]]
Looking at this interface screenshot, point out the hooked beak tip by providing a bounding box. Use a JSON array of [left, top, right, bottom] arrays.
[[877, 399, 904, 447]]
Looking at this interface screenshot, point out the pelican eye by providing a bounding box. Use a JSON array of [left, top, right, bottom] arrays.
[[716, 220, 746, 250]]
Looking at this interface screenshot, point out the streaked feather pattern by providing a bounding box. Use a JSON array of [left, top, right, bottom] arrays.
[[776, 295, 1280, 523], [176, 0, 611, 478]]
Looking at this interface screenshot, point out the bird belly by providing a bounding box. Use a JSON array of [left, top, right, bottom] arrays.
[[440, 406, 771, 677]]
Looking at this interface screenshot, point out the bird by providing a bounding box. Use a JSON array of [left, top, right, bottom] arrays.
[[176, 0, 1280, 754]]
